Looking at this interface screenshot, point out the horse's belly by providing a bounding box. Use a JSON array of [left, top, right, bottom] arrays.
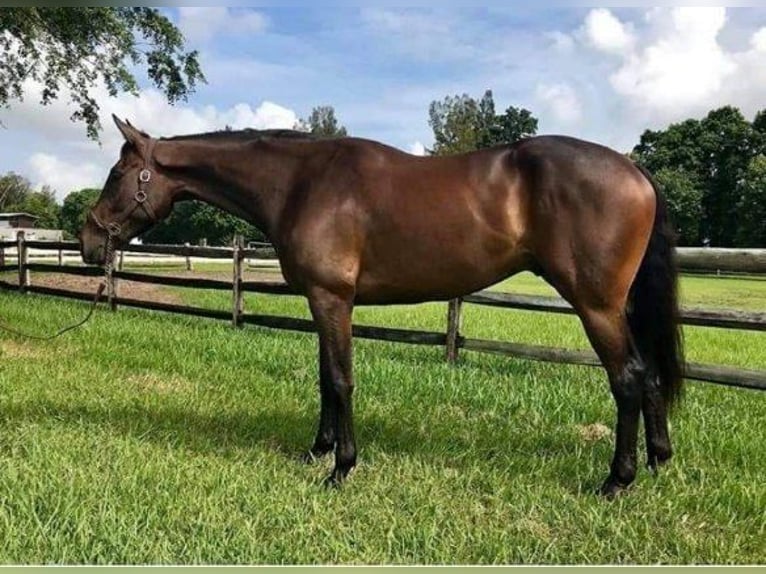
[[354, 248, 531, 305]]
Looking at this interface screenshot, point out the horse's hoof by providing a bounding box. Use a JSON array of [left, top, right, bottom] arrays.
[[323, 464, 353, 488], [323, 471, 344, 489], [301, 449, 327, 465], [300, 442, 334, 464], [647, 451, 672, 474], [599, 477, 629, 499], [646, 457, 663, 475]]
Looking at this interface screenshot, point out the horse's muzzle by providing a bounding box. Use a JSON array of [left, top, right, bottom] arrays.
[[79, 225, 108, 265]]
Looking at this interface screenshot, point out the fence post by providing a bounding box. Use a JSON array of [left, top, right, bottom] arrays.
[[445, 297, 463, 363], [118, 250, 125, 271], [16, 230, 29, 293], [184, 242, 193, 271], [232, 234, 244, 327], [0, 244, 5, 267], [57, 247, 63, 267]]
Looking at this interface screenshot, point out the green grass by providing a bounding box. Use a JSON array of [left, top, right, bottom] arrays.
[[0, 272, 764, 564]]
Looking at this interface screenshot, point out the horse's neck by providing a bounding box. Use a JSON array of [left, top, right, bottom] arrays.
[[160, 138, 302, 238]]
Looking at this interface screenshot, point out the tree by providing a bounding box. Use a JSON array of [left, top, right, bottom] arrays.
[[295, 106, 347, 137], [141, 200, 266, 246], [0, 172, 59, 228], [736, 155, 766, 247], [654, 168, 703, 246], [632, 119, 706, 176], [60, 188, 100, 239], [0, 172, 33, 211], [481, 105, 539, 148], [428, 89, 537, 156], [698, 107, 754, 246], [751, 109, 766, 156], [0, 8, 204, 140], [429, 93, 486, 155], [21, 187, 60, 229], [632, 106, 761, 246]]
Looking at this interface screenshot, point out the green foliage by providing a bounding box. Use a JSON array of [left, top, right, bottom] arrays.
[[0, 7, 205, 140], [699, 107, 755, 247], [428, 92, 491, 155], [736, 155, 766, 247], [0, 172, 60, 228], [0, 172, 33, 211], [751, 109, 766, 142], [141, 200, 266, 246], [633, 106, 765, 247], [19, 187, 60, 229], [654, 168, 703, 246], [428, 89, 537, 156], [60, 188, 100, 239], [295, 105, 348, 137], [482, 104, 539, 148], [633, 119, 706, 176]]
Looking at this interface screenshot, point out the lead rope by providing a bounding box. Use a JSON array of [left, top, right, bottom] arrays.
[[0, 237, 111, 341]]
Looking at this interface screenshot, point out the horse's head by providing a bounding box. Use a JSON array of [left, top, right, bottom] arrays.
[[80, 115, 180, 265]]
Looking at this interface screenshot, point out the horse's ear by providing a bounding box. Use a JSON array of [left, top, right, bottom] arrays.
[[112, 114, 147, 148]]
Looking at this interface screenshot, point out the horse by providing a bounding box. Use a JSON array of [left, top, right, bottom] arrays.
[[80, 115, 684, 496]]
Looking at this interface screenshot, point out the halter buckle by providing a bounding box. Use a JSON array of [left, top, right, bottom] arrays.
[[139, 169, 151, 183], [135, 190, 147, 203], [106, 222, 122, 237]]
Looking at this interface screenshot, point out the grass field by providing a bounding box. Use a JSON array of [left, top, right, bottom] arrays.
[[0, 269, 764, 564]]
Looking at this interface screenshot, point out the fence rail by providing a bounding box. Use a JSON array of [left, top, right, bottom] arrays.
[[464, 291, 766, 332], [2, 240, 766, 272], [678, 248, 766, 274], [1, 236, 764, 391]]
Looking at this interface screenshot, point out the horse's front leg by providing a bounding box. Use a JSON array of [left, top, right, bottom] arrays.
[[307, 286, 356, 486]]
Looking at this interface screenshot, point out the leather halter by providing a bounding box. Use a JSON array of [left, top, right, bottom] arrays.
[[88, 139, 159, 240]]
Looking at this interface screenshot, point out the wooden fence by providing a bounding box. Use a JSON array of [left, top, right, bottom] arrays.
[[1, 234, 764, 392]]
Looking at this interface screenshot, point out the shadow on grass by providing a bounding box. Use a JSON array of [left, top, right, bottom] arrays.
[[0, 392, 610, 493]]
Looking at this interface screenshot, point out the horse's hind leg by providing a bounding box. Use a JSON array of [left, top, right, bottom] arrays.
[[577, 306, 645, 497], [625, 314, 672, 470], [303, 344, 337, 462], [642, 378, 672, 470]]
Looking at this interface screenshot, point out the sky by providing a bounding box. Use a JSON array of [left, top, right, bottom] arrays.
[[1, 6, 766, 200]]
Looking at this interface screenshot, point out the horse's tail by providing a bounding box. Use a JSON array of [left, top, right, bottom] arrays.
[[628, 164, 685, 408]]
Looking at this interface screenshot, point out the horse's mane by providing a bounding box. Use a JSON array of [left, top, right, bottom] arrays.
[[161, 128, 319, 143]]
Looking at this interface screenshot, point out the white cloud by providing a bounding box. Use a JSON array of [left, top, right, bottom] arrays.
[[216, 101, 298, 131], [1, 80, 298, 198], [177, 8, 268, 46], [751, 27, 766, 51], [571, 7, 766, 125], [720, 26, 766, 115], [609, 8, 734, 119], [582, 9, 635, 55], [107, 94, 297, 143], [408, 141, 427, 156], [536, 83, 582, 124], [27, 154, 104, 197]]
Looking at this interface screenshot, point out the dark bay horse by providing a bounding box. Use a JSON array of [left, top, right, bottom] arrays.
[[80, 115, 684, 496]]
